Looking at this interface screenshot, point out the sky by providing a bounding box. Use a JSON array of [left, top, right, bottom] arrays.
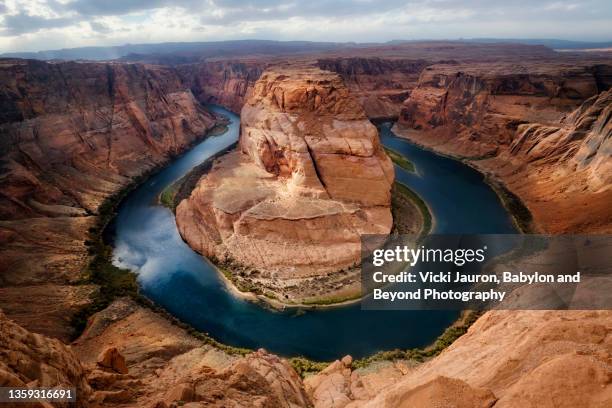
[[0, 0, 611, 53]]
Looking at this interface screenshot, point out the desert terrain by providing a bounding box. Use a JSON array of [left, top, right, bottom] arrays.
[[0, 41, 611, 407]]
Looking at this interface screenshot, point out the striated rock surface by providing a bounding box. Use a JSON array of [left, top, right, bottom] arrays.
[[72, 298, 309, 408], [492, 88, 612, 232], [0, 58, 217, 339], [0, 310, 92, 407], [176, 67, 394, 302], [317, 57, 428, 119], [178, 60, 267, 113], [0, 58, 216, 220], [397, 62, 611, 157], [510, 88, 611, 191], [394, 62, 612, 232], [364, 310, 612, 408], [303, 310, 612, 408]]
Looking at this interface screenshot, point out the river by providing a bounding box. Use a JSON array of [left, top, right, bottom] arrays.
[[109, 105, 516, 361]]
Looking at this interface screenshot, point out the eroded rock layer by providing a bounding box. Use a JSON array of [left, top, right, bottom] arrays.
[[394, 62, 612, 232], [1, 300, 311, 408], [317, 57, 428, 119], [0, 58, 217, 339], [305, 310, 612, 408], [178, 60, 268, 113], [177, 67, 393, 301]]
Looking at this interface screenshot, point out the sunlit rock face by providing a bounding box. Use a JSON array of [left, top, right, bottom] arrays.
[[177, 67, 394, 280], [393, 62, 612, 233], [0, 58, 216, 340]]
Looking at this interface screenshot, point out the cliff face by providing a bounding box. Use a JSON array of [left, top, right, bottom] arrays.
[[0, 59, 216, 340], [72, 298, 310, 408], [394, 62, 612, 232], [397, 62, 610, 157], [510, 88, 611, 191], [1, 300, 311, 408], [1, 50, 611, 408], [178, 60, 267, 113], [0, 59, 215, 220], [178, 57, 428, 120], [176, 67, 394, 302], [496, 88, 612, 233], [317, 57, 428, 119]]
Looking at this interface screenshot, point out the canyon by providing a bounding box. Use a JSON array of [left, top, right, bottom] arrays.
[[392, 61, 612, 232], [0, 42, 611, 407], [0, 58, 217, 341]]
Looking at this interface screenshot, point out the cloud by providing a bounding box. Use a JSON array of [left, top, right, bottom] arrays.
[[0, 0, 611, 52], [68, 0, 171, 16], [89, 20, 110, 33], [1, 12, 78, 35], [199, 0, 407, 25]]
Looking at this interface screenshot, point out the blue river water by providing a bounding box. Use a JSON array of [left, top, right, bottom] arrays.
[[109, 105, 516, 361]]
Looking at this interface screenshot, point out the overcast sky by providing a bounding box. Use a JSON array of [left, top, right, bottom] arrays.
[[1, 0, 611, 52]]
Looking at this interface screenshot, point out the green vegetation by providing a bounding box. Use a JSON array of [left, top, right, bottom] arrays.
[[487, 178, 534, 233], [72, 177, 145, 336], [72, 179, 255, 358], [159, 183, 179, 210], [158, 141, 238, 212], [392, 181, 432, 237], [455, 150, 498, 161], [300, 292, 361, 306], [287, 310, 483, 377], [208, 124, 229, 136], [352, 310, 482, 369], [289, 357, 330, 377], [384, 146, 416, 173]]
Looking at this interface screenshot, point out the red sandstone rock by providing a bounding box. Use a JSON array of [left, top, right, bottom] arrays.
[[0, 310, 92, 407], [97, 347, 128, 374], [176, 67, 393, 292], [0, 58, 217, 338]]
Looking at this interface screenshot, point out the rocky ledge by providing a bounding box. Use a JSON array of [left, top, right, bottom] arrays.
[[176, 67, 395, 304]]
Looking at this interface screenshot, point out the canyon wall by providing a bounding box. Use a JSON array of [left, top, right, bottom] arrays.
[[0, 310, 92, 407], [0, 59, 217, 340], [177, 60, 268, 113], [497, 88, 612, 233], [397, 62, 611, 156], [317, 57, 428, 119], [177, 56, 431, 120], [1, 47, 611, 408], [394, 61, 612, 232], [176, 67, 394, 303], [0, 59, 216, 219]]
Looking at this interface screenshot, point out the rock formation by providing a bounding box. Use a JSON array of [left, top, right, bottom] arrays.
[[492, 88, 611, 232], [1, 44, 611, 408], [1, 299, 311, 408], [510, 88, 611, 191], [177, 67, 394, 303], [397, 62, 610, 157], [178, 60, 267, 113], [73, 298, 309, 407], [317, 57, 428, 119], [0, 58, 217, 339], [394, 62, 612, 232], [304, 310, 612, 408], [0, 310, 92, 407]]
